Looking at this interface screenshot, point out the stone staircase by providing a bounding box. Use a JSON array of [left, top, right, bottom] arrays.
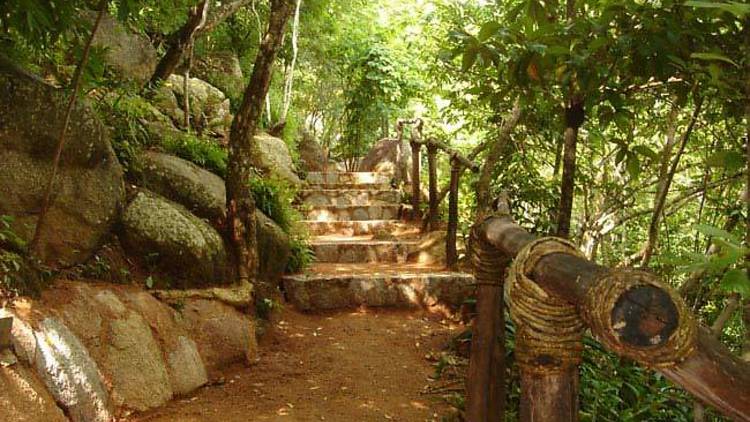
[[282, 171, 474, 311]]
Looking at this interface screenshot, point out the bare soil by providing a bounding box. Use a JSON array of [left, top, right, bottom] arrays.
[[129, 307, 465, 422]]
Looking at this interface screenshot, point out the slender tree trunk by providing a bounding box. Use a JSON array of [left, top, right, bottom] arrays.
[[29, 0, 107, 255], [556, 96, 583, 238], [280, 0, 301, 123], [150, 0, 250, 85], [226, 0, 294, 283], [181, 1, 210, 132], [555, 0, 582, 239], [476, 99, 522, 212], [640, 95, 704, 267]]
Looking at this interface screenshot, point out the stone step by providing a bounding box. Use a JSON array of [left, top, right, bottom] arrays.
[[282, 266, 474, 311], [299, 189, 401, 207], [303, 204, 401, 221], [306, 172, 391, 186], [301, 220, 418, 236], [311, 239, 418, 263]]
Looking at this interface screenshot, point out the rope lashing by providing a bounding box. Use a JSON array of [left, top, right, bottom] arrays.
[[581, 270, 697, 367], [470, 222, 507, 287], [505, 237, 584, 373]]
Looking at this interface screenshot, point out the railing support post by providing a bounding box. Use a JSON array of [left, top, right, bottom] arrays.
[[426, 143, 439, 231], [446, 157, 460, 270], [410, 140, 422, 221], [465, 215, 509, 422], [506, 238, 584, 422]]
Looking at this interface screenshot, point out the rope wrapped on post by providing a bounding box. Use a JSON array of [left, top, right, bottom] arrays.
[[505, 237, 584, 373], [582, 270, 697, 367]]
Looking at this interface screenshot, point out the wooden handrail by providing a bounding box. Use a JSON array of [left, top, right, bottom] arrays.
[[471, 213, 750, 422]]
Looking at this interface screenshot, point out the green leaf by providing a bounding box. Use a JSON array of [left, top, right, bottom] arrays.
[[720, 269, 750, 299], [478, 21, 501, 42], [705, 150, 744, 172], [145, 276, 154, 289], [632, 145, 658, 160], [684, 1, 750, 18], [694, 224, 739, 243], [461, 45, 479, 72], [690, 52, 739, 68], [625, 154, 641, 179]]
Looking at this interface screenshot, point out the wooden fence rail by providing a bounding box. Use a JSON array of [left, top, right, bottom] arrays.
[[467, 212, 750, 422]]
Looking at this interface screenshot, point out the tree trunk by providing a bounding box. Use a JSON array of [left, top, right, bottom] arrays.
[[639, 95, 704, 267], [226, 0, 294, 283], [555, 0, 581, 239], [150, 0, 250, 85], [29, 0, 108, 255], [280, 0, 301, 123], [556, 96, 583, 238], [476, 99, 522, 212]]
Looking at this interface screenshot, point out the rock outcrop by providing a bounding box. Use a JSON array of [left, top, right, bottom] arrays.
[[86, 12, 157, 85], [0, 57, 125, 268], [358, 137, 410, 183], [1, 281, 254, 418], [120, 190, 228, 287], [131, 152, 291, 282], [298, 132, 327, 172], [153, 74, 232, 137], [252, 132, 302, 186], [191, 51, 245, 102], [133, 151, 226, 221]]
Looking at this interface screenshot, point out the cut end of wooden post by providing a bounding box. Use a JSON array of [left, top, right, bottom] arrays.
[[611, 285, 679, 348]]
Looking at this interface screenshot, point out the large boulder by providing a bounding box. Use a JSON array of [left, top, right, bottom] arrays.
[[86, 12, 157, 85], [252, 132, 302, 186], [180, 298, 257, 376], [131, 152, 292, 282], [1, 281, 217, 418], [153, 74, 232, 137], [120, 190, 228, 287], [191, 51, 245, 103], [359, 137, 410, 182], [0, 57, 125, 268], [298, 131, 327, 172], [133, 151, 226, 221], [256, 212, 291, 283], [0, 363, 68, 422]]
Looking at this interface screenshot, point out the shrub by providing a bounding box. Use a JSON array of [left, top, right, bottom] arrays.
[[161, 133, 228, 178]]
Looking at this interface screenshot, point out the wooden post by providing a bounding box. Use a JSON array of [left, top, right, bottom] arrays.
[[465, 217, 508, 422], [481, 216, 750, 422], [410, 140, 422, 221], [425, 143, 439, 231], [446, 157, 460, 270], [0, 317, 11, 350]]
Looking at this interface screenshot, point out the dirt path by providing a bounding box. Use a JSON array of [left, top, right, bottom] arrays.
[[130, 308, 464, 422]]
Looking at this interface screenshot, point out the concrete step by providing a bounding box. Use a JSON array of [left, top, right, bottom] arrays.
[[303, 204, 401, 221], [302, 220, 418, 237], [311, 239, 419, 263], [282, 266, 474, 311], [299, 189, 401, 207], [306, 172, 391, 186]]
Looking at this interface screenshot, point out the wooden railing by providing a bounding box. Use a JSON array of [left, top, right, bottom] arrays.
[[395, 118, 479, 270], [466, 203, 750, 422]]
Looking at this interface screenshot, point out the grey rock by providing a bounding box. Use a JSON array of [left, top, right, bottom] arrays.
[[0, 59, 125, 268], [120, 190, 228, 286]]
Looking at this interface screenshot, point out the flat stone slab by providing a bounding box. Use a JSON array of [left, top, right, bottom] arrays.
[[304, 204, 401, 221], [299, 189, 400, 206], [282, 272, 475, 311], [306, 172, 390, 185], [302, 220, 418, 236], [312, 240, 418, 263]]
